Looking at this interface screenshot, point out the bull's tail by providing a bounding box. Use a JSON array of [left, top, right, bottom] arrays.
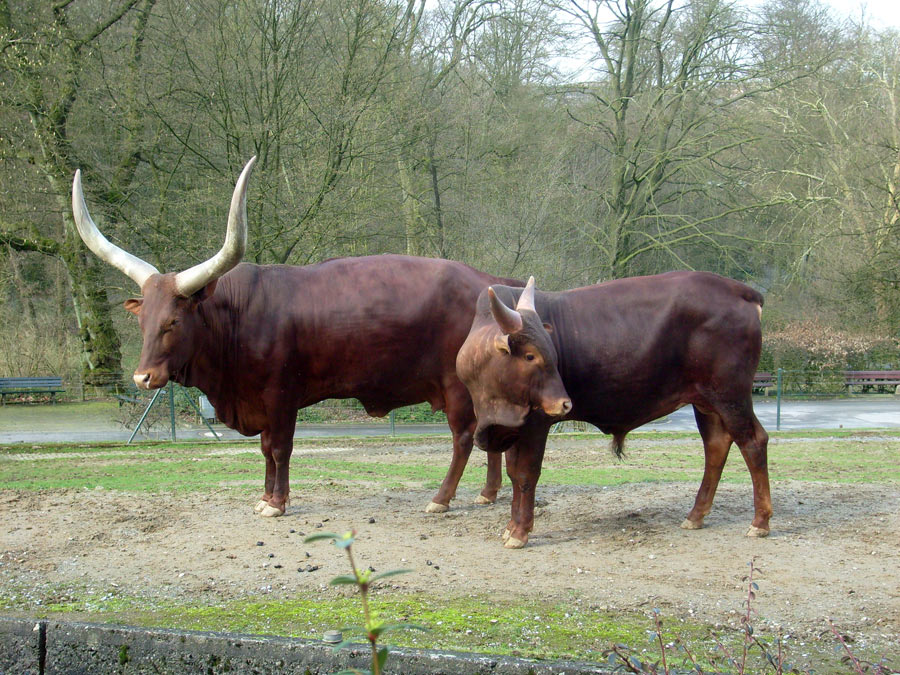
[[610, 432, 626, 459]]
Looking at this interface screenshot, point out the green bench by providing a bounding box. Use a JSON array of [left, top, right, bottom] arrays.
[[0, 376, 66, 405]]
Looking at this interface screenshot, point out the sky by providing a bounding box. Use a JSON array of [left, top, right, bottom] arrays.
[[553, 0, 898, 79], [824, 0, 899, 28]]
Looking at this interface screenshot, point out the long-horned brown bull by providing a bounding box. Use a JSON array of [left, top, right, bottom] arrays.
[[456, 274, 772, 548], [72, 158, 521, 517]]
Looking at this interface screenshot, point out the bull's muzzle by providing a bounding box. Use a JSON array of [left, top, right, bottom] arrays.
[[133, 372, 154, 390], [542, 398, 573, 417]]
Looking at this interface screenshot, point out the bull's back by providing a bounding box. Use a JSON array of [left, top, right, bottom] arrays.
[[486, 272, 763, 430], [555, 272, 763, 427], [228, 256, 516, 411]]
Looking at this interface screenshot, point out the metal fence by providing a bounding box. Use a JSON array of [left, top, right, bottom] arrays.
[[755, 368, 900, 431], [4, 369, 897, 439]]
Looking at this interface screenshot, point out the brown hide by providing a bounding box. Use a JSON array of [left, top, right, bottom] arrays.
[[456, 271, 772, 548]]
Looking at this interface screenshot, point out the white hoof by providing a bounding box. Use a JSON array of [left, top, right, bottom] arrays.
[[680, 518, 703, 530], [254, 500, 268, 514], [474, 495, 494, 505], [502, 528, 511, 542], [259, 504, 285, 517], [746, 525, 769, 538], [504, 536, 527, 549], [426, 502, 449, 514]]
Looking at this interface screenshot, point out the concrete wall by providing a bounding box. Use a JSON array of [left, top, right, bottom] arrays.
[[0, 617, 612, 674]]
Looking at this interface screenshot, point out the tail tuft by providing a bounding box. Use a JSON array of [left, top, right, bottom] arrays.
[[610, 433, 626, 459]]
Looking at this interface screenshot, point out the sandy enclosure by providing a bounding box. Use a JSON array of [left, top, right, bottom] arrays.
[[1, 437, 898, 662]]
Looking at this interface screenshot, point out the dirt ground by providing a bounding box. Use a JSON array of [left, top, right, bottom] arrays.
[[2, 438, 899, 663]]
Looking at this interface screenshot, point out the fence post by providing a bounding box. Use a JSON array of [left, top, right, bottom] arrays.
[[168, 381, 177, 441], [776, 368, 783, 431], [389, 409, 396, 436]]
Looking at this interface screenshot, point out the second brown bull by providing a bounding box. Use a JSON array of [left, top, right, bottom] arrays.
[[455, 274, 772, 548]]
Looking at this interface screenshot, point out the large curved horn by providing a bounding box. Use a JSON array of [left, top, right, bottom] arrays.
[[174, 156, 256, 297], [515, 276, 536, 313], [72, 170, 160, 288], [488, 287, 523, 334]]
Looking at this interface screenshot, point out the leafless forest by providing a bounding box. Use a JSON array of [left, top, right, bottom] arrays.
[[1, 0, 899, 383]]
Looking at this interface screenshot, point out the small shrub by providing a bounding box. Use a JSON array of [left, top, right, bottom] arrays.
[[603, 559, 896, 674]]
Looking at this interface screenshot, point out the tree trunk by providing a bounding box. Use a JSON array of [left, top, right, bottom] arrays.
[[60, 233, 124, 388]]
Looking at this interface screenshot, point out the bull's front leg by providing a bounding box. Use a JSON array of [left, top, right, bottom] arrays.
[[501, 428, 548, 549], [255, 429, 277, 514], [429, 390, 502, 512], [427, 422, 475, 513], [256, 417, 296, 517]]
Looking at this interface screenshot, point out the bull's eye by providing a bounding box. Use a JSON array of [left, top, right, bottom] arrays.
[[524, 353, 536, 362]]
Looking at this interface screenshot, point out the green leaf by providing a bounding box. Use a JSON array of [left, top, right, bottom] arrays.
[[330, 575, 360, 586], [304, 532, 342, 543], [369, 568, 412, 583], [335, 536, 355, 549], [377, 647, 390, 670]]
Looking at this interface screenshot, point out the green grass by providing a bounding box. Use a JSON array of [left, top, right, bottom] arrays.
[[0, 581, 731, 668], [0, 575, 878, 673], [3, 433, 899, 492], [0, 400, 123, 432]]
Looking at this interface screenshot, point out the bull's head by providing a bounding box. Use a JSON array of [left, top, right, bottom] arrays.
[[456, 277, 572, 450], [72, 158, 256, 390]]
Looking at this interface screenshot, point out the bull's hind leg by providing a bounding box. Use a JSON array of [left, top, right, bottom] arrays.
[[693, 400, 772, 536], [731, 410, 771, 537], [682, 407, 733, 530]]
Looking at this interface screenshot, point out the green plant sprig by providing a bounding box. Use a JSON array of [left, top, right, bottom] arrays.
[[305, 530, 425, 675]]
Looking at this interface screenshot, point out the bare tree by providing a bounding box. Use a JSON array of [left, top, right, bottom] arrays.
[[0, 0, 155, 384], [553, 0, 829, 281]]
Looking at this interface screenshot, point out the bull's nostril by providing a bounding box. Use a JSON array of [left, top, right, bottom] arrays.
[[133, 373, 151, 389], [562, 399, 572, 414]]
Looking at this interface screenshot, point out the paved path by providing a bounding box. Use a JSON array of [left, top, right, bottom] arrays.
[[642, 397, 899, 432], [0, 397, 897, 444]]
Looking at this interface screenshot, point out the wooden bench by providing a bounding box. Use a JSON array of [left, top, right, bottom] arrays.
[[844, 370, 900, 394], [753, 372, 776, 395], [0, 376, 65, 405]]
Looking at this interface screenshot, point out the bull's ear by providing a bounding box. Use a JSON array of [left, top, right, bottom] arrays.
[[543, 322, 553, 334], [124, 298, 143, 316], [494, 333, 511, 354], [192, 279, 218, 302]]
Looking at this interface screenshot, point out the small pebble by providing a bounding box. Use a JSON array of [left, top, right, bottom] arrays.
[[368, 517, 375, 523], [256, 541, 264, 547]]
